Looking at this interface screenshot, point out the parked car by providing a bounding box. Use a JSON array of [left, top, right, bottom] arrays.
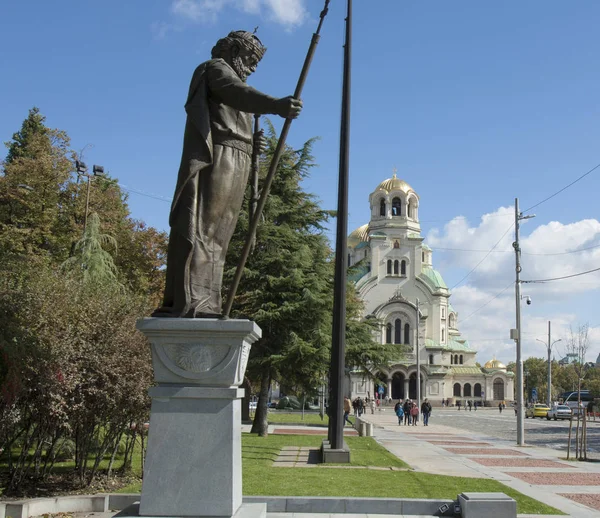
[[525, 403, 550, 419], [546, 404, 572, 420]]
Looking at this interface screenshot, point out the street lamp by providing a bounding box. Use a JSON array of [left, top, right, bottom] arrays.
[[536, 323, 561, 407]]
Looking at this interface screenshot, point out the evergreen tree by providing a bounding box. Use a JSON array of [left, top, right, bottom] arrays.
[[225, 123, 398, 435], [62, 212, 121, 287]]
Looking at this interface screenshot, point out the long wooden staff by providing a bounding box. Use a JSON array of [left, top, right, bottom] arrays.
[[249, 114, 261, 253], [222, 0, 331, 319]]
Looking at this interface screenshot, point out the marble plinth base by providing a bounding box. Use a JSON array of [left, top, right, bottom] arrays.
[[136, 318, 262, 518], [116, 502, 267, 518]]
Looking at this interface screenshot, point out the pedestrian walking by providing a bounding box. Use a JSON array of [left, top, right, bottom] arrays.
[[498, 402, 503, 414], [352, 398, 358, 417], [370, 398, 375, 414], [410, 402, 419, 425], [457, 400, 461, 411], [468, 400, 472, 412], [403, 399, 411, 425], [421, 398, 432, 426], [395, 400, 404, 425], [343, 396, 353, 426]]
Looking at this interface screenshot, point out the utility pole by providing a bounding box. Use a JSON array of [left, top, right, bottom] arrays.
[[536, 321, 561, 407], [514, 198, 525, 446], [513, 197, 535, 447], [416, 298, 421, 412]]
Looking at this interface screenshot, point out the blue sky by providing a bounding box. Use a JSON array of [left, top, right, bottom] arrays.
[[1, 1, 599, 365]]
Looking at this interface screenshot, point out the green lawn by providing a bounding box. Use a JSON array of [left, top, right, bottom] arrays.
[[265, 411, 329, 426], [119, 434, 564, 515]]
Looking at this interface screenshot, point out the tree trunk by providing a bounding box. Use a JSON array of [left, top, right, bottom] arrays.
[[107, 430, 124, 478], [241, 377, 251, 422], [250, 373, 270, 437]]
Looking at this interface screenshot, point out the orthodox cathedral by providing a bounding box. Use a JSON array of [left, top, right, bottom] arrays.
[[347, 174, 514, 406]]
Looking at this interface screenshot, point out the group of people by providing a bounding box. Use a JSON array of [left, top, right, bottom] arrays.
[[456, 400, 478, 411], [394, 398, 432, 426]]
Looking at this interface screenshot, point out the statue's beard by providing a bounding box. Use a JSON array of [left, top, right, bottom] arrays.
[[231, 56, 251, 82]]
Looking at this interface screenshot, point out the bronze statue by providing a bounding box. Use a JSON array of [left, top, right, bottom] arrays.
[[153, 31, 302, 319]]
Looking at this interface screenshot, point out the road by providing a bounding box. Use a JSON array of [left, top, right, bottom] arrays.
[[431, 407, 600, 457]]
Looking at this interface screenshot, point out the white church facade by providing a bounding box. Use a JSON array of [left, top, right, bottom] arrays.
[[347, 174, 514, 406]]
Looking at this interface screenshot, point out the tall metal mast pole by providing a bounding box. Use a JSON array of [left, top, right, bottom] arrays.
[[514, 198, 525, 446], [328, 0, 352, 451], [416, 299, 421, 412], [547, 321, 552, 407]]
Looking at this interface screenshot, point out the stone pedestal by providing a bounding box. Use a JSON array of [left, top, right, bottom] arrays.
[[135, 318, 262, 518], [458, 492, 516, 518]]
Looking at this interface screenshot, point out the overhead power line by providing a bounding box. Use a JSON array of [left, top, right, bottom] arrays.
[[457, 280, 514, 325], [431, 242, 600, 256], [449, 223, 515, 290], [522, 266, 600, 284], [118, 183, 171, 203], [523, 161, 600, 214]]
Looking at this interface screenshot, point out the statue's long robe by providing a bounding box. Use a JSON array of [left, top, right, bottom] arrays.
[[156, 58, 278, 317]]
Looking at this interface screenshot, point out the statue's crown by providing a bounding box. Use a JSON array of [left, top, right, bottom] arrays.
[[227, 30, 267, 59]]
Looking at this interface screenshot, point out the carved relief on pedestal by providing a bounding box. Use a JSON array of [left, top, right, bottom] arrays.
[[165, 343, 230, 373]]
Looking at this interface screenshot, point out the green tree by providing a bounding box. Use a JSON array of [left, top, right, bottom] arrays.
[[1, 110, 73, 263]]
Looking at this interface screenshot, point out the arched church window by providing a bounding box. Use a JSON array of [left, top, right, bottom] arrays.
[[474, 383, 482, 397], [387, 260, 392, 275], [441, 328, 445, 342], [394, 319, 402, 344], [464, 383, 472, 397], [451, 355, 454, 365], [404, 323, 410, 344], [422, 251, 425, 262], [459, 355, 463, 365], [449, 314, 455, 328], [401, 260, 406, 276], [379, 198, 386, 216], [386, 323, 392, 343], [429, 354, 434, 365], [394, 260, 399, 275], [454, 354, 458, 364], [391, 197, 401, 216], [453, 383, 461, 397]]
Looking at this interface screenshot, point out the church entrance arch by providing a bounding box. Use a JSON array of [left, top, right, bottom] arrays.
[[464, 383, 472, 397], [474, 383, 482, 398], [391, 372, 405, 400], [493, 378, 505, 401]]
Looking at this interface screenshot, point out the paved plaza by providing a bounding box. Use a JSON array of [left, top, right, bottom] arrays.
[[358, 407, 600, 516]]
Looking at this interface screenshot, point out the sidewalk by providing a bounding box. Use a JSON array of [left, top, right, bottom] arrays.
[[359, 410, 600, 517]]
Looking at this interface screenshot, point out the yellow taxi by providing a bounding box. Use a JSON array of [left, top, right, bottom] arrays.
[[525, 403, 550, 419]]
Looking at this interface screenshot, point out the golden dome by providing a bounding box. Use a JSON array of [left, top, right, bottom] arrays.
[[348, 224, 369, 248], [484, 359, 506, 370], [375, 173, 417, 196]]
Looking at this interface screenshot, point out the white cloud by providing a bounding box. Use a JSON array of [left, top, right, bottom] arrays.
[[169, 0, 307, 28], [426, 207, 600, 365]]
